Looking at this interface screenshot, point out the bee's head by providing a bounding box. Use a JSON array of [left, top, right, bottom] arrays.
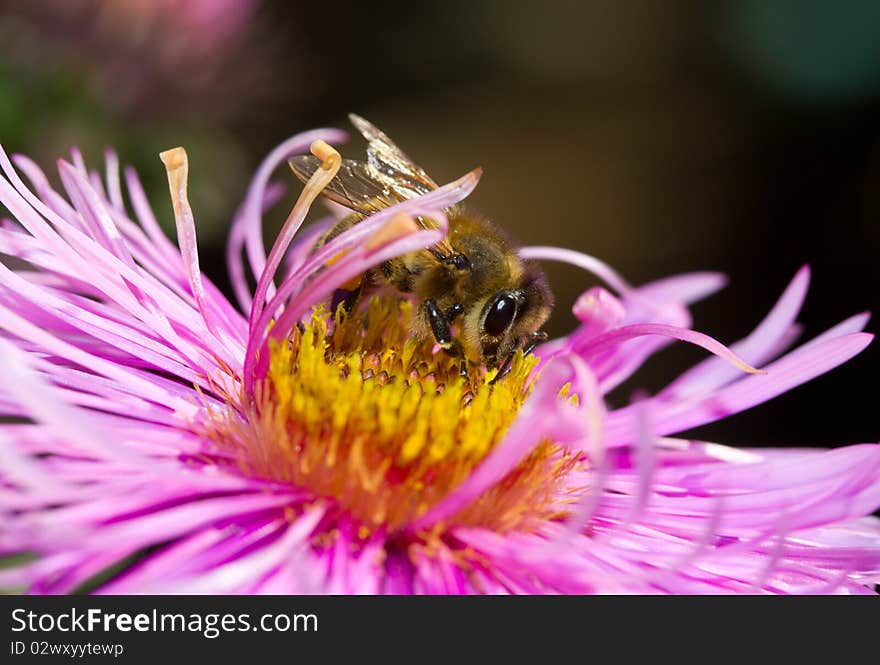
[[477, 262, 553, 369]]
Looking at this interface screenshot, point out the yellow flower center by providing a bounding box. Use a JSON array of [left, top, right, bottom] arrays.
[[203, 297, 581, 534]]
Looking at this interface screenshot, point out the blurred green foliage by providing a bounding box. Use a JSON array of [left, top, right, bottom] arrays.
[[725, 0, 880, 102]]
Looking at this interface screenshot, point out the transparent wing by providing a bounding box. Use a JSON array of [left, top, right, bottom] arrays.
[[289, 156, 400, 215], [290, 119, 456, 261], [349, 113, 439, 195]]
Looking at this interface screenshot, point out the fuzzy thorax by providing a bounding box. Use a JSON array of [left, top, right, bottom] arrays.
[[203, 297, 581, 534]]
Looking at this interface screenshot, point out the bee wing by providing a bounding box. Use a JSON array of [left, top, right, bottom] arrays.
[[289, 156, 401, 215], [349, 113, 439, 195], [347, 116, 460, 259], [291, 122, 457, 262]]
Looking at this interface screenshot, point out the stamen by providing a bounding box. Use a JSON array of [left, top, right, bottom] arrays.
[[310, 140, 341, 169], [243, 140, 342, 397], [159, 147, 218, 340]]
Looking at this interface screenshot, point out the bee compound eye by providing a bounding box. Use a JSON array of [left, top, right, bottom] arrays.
[[484, 294, 517, 337]]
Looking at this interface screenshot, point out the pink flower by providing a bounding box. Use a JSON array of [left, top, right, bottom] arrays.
[[0, 122, 877, 594]]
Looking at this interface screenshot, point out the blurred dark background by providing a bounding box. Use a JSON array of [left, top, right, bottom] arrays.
[[1, 0, 878, 449]]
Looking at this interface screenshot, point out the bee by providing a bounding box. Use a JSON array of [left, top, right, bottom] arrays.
[[289, 114, 553, 378]]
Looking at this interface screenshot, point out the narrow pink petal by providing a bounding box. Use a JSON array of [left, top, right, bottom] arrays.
[[676, 443, 880, 494], [128, 507, 324, 594], [103, 149, 124, 211], [345, 533, 386, 595], [323, 526, 355, 593], [39, 492, 296, 556], [635, 272, 728, 306], [799, 312, 872, 349], [519, 245, 633, 296], [662, 266, 811, 399], [0, 263, 207, 382], [12, 154, 88, 233], [0, 338, 121, 458], [577, 323, 763, 375], [561, 274, 723, 393], [0, 168, 220, 369], [604, 332, 873, 447], [57, 160, 135, 268], [0, 301, 197, 412], [0, 430, 67, 492], [96, 528, 239, 593], [383, 549, 415, 595]]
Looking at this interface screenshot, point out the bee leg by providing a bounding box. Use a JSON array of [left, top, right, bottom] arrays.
[[446, 303, 464, 322], [522, 331, 549, 356], [488, 352, 516, 385], [489, 332, 547, 385], [447, 253, 471, 272], [425, 298, 454, 347], [425, 298, 468, 370], [437, 304, 467, 377], [428, 246, 471, 273]]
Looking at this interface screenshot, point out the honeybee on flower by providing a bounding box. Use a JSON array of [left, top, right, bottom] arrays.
[[290, 114, 553, 377]]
